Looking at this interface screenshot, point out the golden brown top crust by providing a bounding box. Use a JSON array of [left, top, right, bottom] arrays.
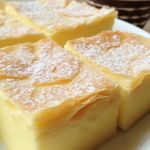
[[0, 5, 41, 39], [0, 39, 116, 113], [6, 0, 116, 32], [68, 31, 150, 77]]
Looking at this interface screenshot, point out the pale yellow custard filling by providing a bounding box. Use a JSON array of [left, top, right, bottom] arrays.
[[0, 96, 118, 150]]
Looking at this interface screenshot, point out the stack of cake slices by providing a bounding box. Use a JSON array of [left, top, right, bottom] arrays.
[[0, 0, 149, 150]]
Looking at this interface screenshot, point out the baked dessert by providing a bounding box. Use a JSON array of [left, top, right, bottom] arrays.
[[5, 0, 117, 46], [0, 2, 44, 48], [0, 39, 119, 150], [65, 31, 150, 129]]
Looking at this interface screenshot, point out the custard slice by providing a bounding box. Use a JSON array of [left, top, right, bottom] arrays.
[[0, 2, 44, 48], [5, 0, 117, 46], [0, 39, 119, 150], [65, 31, 150, 129]]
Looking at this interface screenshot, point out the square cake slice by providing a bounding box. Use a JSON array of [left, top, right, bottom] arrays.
[[65, 31, 150, 129], [0, 39, 119, 150], [5, 0, 117, 46], [0, 2, 44, 48]]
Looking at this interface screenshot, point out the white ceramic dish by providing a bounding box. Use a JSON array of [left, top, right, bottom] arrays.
[[113, 19, 150, 38], [0, 19, 150, 150]]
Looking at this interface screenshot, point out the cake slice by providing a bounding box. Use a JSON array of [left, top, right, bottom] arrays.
[[0, 2, 44, 48], [0, 39, 119, 150], [65, 31, 150, 129], [5, 0, 117, 46]]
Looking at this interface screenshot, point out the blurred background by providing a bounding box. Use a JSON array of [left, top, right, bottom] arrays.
[[80, 0, 150, 32]]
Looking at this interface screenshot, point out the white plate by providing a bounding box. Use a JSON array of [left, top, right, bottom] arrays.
[[0, 19, 150, 150], [113, 19, 150, 38]]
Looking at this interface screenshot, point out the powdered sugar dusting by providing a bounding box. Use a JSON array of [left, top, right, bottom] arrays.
[[41, 0, 70, 8], [0, 44, 36, 78], [8, 0, 115, 31], [30, 65, 114, 111], [0, 9, 40, 39], [0, 39, 115, 113], [29, 40, 80, 86], [70, 31, 150, 77]]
